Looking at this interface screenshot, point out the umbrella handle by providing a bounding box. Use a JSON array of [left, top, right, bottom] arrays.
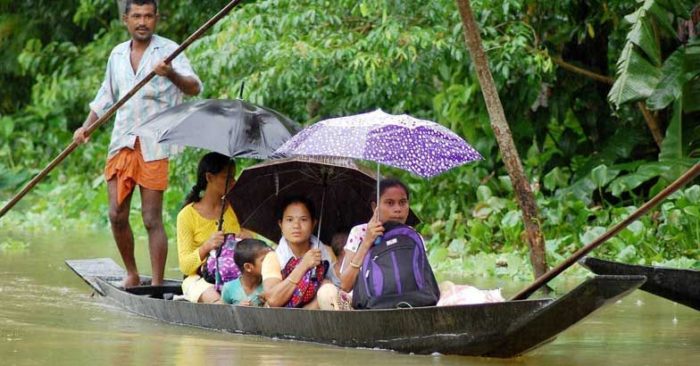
[[374, 163, 382, 246], [218, 161, 234, 232]]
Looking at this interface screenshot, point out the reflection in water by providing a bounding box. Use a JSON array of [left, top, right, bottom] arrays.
[[0, 229, 698, 366]]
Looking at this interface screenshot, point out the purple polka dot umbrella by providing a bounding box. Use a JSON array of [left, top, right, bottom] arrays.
[[274, 109, 483, 178], [274, 109, 482, 225]]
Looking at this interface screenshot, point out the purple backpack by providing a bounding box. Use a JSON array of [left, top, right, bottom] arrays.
[[351, 222, 440, 309], [201, 233, 241, 292]]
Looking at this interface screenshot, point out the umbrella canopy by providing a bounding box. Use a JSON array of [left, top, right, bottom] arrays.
[[230, 156, 420, 244], [134, 99, 301, 159], [273, 109, 482, 177]]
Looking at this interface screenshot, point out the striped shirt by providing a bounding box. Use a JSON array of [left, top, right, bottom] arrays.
[[89, 34, 202, 162]]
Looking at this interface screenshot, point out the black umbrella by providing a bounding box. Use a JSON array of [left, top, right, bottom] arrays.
[[134, 98, 301, 227], [230, 156, 420, 245], [135, 98, 301, 159]]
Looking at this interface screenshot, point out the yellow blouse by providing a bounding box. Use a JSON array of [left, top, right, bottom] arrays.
[[176, 203, 241, 276]]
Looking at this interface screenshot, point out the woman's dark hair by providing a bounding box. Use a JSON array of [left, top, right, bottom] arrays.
[[371, 178, 410, 203], [183, 152, 234, 207], [276, 195, 317, 221], [125, 0, 158, 14], [234, 239, 270, 269]]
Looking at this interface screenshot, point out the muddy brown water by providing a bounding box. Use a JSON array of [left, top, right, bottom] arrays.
[[1, 229, 698, 366]]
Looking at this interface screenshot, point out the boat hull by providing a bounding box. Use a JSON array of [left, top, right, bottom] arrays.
[[67, 258, 645, 357], [581, 257, 700, 311]]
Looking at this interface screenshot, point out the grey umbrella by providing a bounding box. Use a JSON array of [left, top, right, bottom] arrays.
[[135, 98, 300, 159]]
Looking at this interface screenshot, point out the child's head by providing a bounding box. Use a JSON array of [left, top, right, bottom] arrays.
[[234, 239, 271, 277], [330, 229, 349, 259], [371, 178, 410, 224], [183, 152, 235, 207]]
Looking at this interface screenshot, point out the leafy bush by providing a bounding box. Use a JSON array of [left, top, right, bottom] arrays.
[[1, 1, 698, 279]]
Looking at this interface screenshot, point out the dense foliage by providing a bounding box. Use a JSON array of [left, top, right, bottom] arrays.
[[1, 0, 698, 278]]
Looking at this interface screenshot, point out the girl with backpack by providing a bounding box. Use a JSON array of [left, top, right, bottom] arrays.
[[176, 152, 254, 303], [261, 196, 339, 309], [339, 178, 440, 309]]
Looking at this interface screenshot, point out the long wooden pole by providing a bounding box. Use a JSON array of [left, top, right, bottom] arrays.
[[455, 0, 548, 278], [511, 163, 700, 300], [0, 0, 244, 219]]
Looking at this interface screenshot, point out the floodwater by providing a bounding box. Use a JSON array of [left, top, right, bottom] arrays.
[[1, 229, 698, 366]]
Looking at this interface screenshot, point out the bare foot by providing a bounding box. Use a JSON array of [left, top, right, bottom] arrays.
[[150, 279, 163, 287], [122, 272, 141, 288]]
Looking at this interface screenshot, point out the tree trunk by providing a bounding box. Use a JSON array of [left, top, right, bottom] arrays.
[[455, 0, 548, 279]]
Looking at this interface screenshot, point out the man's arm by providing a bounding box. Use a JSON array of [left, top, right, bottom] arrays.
[[77, 54, 115, 144], [73, 111, 99, 144], [154, 60, 201, 96]]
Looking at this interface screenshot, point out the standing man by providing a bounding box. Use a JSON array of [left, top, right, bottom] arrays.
[[74, 0, 201, 287]]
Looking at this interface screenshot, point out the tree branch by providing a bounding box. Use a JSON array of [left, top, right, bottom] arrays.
[[552, 56, 663, 148], [552, 56, 613, 85]]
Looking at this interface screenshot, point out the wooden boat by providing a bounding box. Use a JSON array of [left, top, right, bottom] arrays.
[[67, 258, 645, 358], [580, 257, 700, 311]]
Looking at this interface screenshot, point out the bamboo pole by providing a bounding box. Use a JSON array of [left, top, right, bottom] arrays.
[[0, 0, 244, 219], [511, 163, 700, 300], [455, 0, 548, 278]]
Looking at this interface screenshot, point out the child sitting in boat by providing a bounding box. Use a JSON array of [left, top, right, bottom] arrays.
[[328, 229, 349, 288], [261, 195, 339, 309], [221, 239, 271, 306], [176, 152, 254, 304]]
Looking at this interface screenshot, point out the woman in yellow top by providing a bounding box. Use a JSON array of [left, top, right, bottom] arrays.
[[177, 152, 253, 303]]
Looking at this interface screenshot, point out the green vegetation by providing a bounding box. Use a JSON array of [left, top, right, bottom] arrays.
[[1, 0, 698, 279]]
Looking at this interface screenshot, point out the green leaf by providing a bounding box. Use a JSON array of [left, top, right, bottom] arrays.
[[609, 42, 662, 107], [543, 167, 570, 191], [647, 48, 686, 110], [580, 226, 606, 245], [500, 210, 522, 229], [608, 0, 684, 108], [683, 206, 700, 217], [615, 245, 638, 262], [476, 185, 492, 202], [659, 99, 683, 161], [591, 165, 608, 188], [628, 5, 661, 65], [647, 2, 678, 39], [447, 238, 466, 256], [682, 77, 700, 112], [429, 247, 448, 264], [684, 185, 700, 204], [684, 38, 700, 79], [607, 163, 669, 197]]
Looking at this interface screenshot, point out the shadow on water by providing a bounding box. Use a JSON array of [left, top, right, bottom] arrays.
[[0, 228, 698, 366]]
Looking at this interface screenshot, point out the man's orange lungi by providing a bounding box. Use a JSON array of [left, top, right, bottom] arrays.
[[104, 139, 169, 205]]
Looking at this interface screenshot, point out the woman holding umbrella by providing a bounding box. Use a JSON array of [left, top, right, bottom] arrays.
[[339, 178, 415, 292], [177, 152, 254, 303]]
